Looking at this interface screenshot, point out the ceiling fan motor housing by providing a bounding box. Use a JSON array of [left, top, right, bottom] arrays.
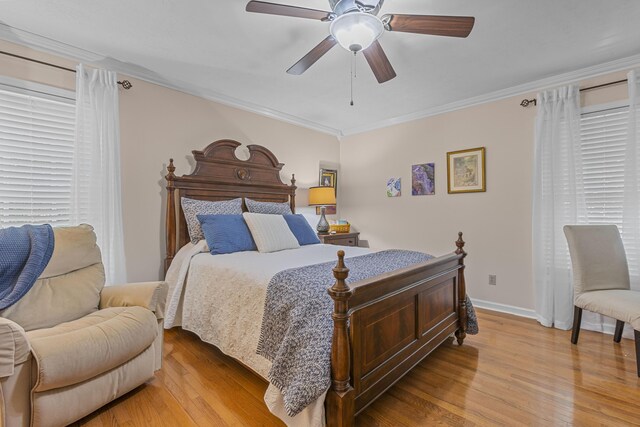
[[329, 0, 384, 16]]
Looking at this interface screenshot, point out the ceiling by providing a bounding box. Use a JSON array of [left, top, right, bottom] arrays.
[[1, 0, 639, 135]]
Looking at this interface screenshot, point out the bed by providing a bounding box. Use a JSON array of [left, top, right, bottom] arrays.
[[163, 140, 469, 427]]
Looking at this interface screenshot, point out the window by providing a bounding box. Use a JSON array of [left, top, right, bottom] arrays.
[[0, 80, 76, 227], [0, 72, 125, 283], [581, 105, 629, 224], [580, 103, 635, 273]]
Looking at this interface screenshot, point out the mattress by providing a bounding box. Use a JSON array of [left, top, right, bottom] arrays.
[[164, 242, 371, 426]]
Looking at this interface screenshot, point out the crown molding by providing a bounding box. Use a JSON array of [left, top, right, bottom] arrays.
[[0, 23, 342, 138], [3, 23, 639, 139], [0, 23, 104, 63], [179, 84, 342, 137], [339, 53, 640, 137]]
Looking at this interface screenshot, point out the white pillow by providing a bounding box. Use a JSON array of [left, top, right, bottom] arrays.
[[243, 213, 300, 253]]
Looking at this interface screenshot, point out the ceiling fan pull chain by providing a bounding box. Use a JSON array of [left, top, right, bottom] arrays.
[[353, 51, 357, 79], [350, 51, 355, 106]]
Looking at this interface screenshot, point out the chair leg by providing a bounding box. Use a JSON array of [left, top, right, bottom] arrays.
[[571, 306, 582, 345], [614, 320, 624, 343], [635, 330, 640, 378]]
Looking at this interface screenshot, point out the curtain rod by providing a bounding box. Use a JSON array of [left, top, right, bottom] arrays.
[[520, 78, 627, 107], [0, 49, 133, 90]]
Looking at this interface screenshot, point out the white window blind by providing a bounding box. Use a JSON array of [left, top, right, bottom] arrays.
[[580, 105, 636, 275], [580, 106, 629, 224], [0, 85, 76, 227]]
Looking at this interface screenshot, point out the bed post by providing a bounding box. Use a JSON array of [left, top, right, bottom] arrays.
[[290, 174, 297, 214], [326, 250, 355, 427], [164, 159, 176, 275], [455, 232, 467, 345]]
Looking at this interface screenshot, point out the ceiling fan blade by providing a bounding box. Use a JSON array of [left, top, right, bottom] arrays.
[[382, 14, 475, 38], [287, 36, 337, 75], [363, 40, 396, 84], [246, 1, 331, 21]]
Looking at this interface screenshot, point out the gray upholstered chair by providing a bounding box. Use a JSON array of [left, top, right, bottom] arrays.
[[564, 224, 640, 376]]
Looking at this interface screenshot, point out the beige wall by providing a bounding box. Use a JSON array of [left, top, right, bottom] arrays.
[[118, 79, 339, 280], [0, 40, 76, 90], [0, 38, 633, 308], [0, 40, 340, 282], [339, 71, 630, 310]]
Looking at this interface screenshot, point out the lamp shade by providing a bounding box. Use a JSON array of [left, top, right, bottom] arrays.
[[308, 186, 336, 206]]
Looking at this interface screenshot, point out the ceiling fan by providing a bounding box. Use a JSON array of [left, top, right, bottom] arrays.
[[246, 0, 475, 84]]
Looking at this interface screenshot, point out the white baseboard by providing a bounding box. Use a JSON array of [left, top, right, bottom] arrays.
[[470, 298, 537, 319], [471, 298, 635, 339], [580, 318, 635, 339]]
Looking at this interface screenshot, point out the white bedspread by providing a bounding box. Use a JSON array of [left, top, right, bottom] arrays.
[[164, 243, 371, 427]]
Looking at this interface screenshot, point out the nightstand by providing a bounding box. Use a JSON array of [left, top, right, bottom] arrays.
[[318, 232, 360, 247]]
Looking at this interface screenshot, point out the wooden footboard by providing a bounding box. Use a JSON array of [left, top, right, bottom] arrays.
[[326, 233, 468, 427]]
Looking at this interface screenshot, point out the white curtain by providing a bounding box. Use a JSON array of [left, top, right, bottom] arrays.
[[532, 85, 584, 330], [73, 64, 127, 285]]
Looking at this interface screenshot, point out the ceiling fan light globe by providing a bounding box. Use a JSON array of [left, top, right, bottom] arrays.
[[329, 12, 384, 52]]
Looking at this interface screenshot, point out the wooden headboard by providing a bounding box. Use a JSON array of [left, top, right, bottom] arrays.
[[164, 139, 296, 272]]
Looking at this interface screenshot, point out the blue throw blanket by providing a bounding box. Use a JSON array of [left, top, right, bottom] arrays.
[[0, 225, 55, 310], [257, 250, 478, 417]]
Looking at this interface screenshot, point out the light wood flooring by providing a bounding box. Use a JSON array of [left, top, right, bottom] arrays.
[[76, 309, 640, 426]]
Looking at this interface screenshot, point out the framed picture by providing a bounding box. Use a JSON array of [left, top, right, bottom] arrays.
[[447, 147, 486, 194], [317, 168, 337, 215], [319, 168, 337, 195], [412, 163, 435, 196], [387, 177, 401, 197]]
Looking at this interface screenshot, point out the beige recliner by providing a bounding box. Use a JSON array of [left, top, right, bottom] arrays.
[[0, 224, 168, 427], [564, 224, 640, 377]]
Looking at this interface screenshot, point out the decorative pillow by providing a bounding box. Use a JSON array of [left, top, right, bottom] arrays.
[[242, 213, 300, 253], [283, 214, 320, 246], [245, 198, 292, 215], [197, 215, 257, 255], [181, 197, 243, 244]]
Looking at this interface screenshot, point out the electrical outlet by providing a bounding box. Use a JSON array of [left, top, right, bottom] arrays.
[[489, 275, 497, 286]]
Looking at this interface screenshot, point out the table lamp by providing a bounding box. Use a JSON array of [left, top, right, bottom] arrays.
[[308, 186, 336, 234]]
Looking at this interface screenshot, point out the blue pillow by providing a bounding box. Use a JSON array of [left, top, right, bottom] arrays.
[[197, 215, 257, 255], [283, 214, 320, 246]]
